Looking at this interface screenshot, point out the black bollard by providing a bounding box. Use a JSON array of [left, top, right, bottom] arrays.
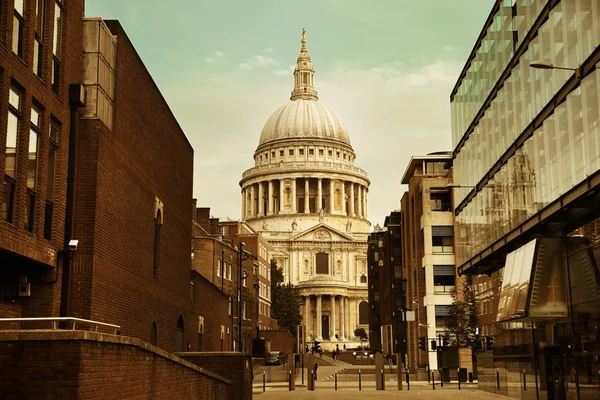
[[432, 372, 435, 390], [381, 369, 385, 391], [523, 369, 527, 391], [458, 369, 461, 390], [497, 370, 501, 390], [359, 369, 362, 391], [406, 372, 410, 390], [310, 370, 314, 391], [263, 371, 266, 392], [335, 373, 338, 391], [440, 370, 443, 388], [289, 371, 292, 391]]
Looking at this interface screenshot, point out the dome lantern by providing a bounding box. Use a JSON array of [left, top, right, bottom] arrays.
[[290, 28, 318, 101]]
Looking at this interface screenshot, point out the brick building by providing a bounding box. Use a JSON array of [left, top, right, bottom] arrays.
[[0, 0, 84, 323], [0, 7, 211, 355]]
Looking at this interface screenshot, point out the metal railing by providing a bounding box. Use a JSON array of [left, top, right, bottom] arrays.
[[0, 317, 120, 334]]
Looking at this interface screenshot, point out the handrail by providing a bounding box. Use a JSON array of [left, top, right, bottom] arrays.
[[0, 317, 120, 334]]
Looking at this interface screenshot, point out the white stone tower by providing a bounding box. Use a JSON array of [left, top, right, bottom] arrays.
[[240, 29, 370, 348]]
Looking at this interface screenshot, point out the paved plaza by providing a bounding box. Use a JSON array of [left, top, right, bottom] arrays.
[[254, 388, 511, 399]]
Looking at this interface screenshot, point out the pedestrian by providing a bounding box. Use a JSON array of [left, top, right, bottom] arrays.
[[314, 362, 319, 380], [305, 345, 309, 353], [332, 350, 336, 360], [343, 344, 346, 351], [319, 348, 323, 358], [336, 344, 340, 355]]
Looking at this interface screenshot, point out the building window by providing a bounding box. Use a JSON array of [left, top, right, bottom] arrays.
[[242, 300, 247, 319], [243, 273, 247, 287], [12, 0, 25, 57], [315, 252, 328, 274], [153, 197, 164, 279], [33, 0, 45, 76], [3, 87, 22, 224], [280, 150, 283, 157], [336, 151, 340, 158], [433, 265, 455, 292], [430, 191, 452, 212], [299, 149, 304, 155], [360, 275, 367, 283], [217, 259, 221, 277], [358, 301, 369, 324], [228, 263, 232, 280], [25, 105, 41, 232], [289, 149, 294, 156], [319, 149, 323, 156], [150, 322, 157, 346], [271, 151, 275, 158], [328, 150, 332, 157], [228, 296, 232, 315], [44, 120, 60, 239], [51, 1, 63, 93], [432, 226, 454, 253], [309, 149, 314, 156]]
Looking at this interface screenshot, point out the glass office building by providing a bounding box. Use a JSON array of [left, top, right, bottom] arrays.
[[451, 1, 600, 399]]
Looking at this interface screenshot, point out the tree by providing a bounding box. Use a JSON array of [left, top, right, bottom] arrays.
[[270, 260, 302, 335], [443, 275, 477, 348], [354, 327, 368, 341]]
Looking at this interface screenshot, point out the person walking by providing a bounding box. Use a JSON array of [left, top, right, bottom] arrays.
[[313, 362, 319, 380], [343, 344, 347, 351]]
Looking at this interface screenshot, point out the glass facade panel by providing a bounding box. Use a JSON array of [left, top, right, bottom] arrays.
[[456, 66, 600, 266]]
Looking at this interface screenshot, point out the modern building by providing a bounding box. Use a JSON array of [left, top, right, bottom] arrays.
[[367, 212, 407, 358], [399, 152, 467, 373], [451, 1, 600, 399], [239, 29, 371, 349]]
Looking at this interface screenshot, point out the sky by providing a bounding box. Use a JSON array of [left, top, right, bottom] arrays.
[[85, 0, 493, 227]]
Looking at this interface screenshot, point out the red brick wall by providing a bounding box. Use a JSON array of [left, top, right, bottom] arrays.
[[194, 272, 232, 352], [0, 331, 230, 399], [259, 329, 295, 356], [67, 21, 197, 353], [179, 353, 251, 400]]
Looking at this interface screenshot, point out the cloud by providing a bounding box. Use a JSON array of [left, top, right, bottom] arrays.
[[204, 50, 226, 63], [238, 54, 279, 70], [272, 65, 296, 76]]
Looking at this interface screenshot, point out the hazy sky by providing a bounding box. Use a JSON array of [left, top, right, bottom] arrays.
[[85, 0, 493, 226]]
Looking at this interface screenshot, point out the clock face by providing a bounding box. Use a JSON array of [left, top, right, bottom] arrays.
[[303, 62, 307, 66]]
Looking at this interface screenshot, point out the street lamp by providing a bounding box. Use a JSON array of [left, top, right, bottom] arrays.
[[529, 60, 581, 79]]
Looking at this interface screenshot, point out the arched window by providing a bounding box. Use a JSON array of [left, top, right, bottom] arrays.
[[359, 301, 369, 325], [335, 260, 341, 274], [153, 209, 162, 279], [315, 253, 328, 274], [150, 322, 157, 346], [175, 316, 184, 352], [360, 275, 367, 283], [304, 259, 309, 274]]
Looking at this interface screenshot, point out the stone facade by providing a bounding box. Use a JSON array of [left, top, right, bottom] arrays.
[[239, 30, 370, 349]]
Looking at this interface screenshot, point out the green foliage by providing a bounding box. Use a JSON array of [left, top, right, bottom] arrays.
[[443, 275, 477, 348], [270, 260, 302, 336], [354, 327, 368, 340]]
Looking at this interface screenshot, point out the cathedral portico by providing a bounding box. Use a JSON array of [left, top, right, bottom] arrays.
[[240, 29, 370, 350]]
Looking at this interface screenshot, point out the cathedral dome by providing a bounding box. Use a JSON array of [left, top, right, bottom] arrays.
[[258, 99, 351, 146]]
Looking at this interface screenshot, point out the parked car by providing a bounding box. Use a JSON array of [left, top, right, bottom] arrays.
[[265, 351, 281, 365]]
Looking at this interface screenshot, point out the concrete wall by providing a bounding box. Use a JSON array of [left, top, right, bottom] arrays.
[[0, 330, 230, 399]]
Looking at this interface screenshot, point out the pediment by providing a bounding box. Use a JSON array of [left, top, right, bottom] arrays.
[[289, 224, 354, 242]]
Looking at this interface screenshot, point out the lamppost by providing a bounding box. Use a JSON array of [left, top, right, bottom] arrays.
[[529, 60, 581, 79], [238, 242, 253, 352]]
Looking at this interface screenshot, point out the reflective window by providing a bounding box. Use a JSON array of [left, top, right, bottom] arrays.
[[12, 0, 24, 57]]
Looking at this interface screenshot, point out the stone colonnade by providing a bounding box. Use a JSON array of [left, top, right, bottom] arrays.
[[242, 177, 368, 219], [304, 294, 357, 341]]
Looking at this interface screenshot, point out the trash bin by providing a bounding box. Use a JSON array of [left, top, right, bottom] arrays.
[[458, 368, 467, 382], [442, 368, 451, 382]]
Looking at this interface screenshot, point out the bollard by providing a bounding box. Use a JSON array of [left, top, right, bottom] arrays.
[[359, 369, 362, 391], [440, 370, 443, 388], [263, 371, 266, 392], [310, 370, 314, 391], [458, 369, 461, 390], [335, 373, 338, 391], [497, 370, 501, 390], [432, 372, 435, 390], [523, 369, 527, 391], [406, 372, 410, 390], [381, 369, 385, 391], [289, 371, 292, 391]]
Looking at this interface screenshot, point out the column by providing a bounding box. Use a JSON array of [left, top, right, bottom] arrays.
[[349, 183, 355, 216], [304, 178, 310, 213], [250, 184, 256, 217], [364, 189, 368, 219], [257, 181, 264, 217], [268, 180, 274, 215], [305, 295, 312, 340], [316, 295, 323, 340], [330, 295, 337, 341], [357, 185, 363, 218], [340, 295, 346, 340], [241, 189, 245, 219], [279, 179, 284, 214], [329, 179, 334, 212], [341, 181, 346, 215], [292, 178, 297, 213], [345, 297, 351, 340], [317, 178, 323, 212]]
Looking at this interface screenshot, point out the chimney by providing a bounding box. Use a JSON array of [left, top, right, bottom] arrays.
[[209, 218, 220, 235], [195, 207, 211, 232]]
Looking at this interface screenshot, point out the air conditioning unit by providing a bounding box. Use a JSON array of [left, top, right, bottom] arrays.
[[198, 316, 205, 334], [18, 276, 30, 297]]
